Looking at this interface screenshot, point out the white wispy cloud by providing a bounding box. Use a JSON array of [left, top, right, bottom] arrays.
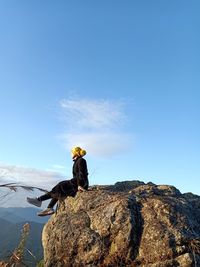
[[0, 164, 65, 207], [60, 96, 133, 157], [62, 132, 132, 157], [0, 164, 63, 190], [60, 98, 125, 130], [51, 164, 66, 169]]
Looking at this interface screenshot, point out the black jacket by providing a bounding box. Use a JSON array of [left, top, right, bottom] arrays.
[[71, 157, 89, 190], [50, 157, 89, 198]]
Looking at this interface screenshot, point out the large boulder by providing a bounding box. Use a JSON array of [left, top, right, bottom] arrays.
[[42, 181, 200, 267]]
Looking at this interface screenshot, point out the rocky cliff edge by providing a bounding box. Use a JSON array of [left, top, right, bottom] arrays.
[[42, 181, 200, 267]]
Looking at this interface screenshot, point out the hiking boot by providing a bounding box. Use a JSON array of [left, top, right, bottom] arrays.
[[37, 208, 54, 217], [27, 197, 42, 207]]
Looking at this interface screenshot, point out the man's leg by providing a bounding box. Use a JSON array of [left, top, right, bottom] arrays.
[[27, 192, 52, 207], [37, 192, 52, 202], [37, 195, 58, 217], [47, 198, 58, 208]]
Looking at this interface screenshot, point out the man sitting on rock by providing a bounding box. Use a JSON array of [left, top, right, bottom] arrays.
[[27, 146, 89, 216]]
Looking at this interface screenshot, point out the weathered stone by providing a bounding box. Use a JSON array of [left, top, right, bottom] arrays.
[[42, 181, 200, 267]]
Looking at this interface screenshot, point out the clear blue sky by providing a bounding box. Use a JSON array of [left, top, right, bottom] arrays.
[[0, 0, 199, 198]]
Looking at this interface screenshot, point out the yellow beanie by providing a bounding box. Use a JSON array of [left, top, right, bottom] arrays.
[[71, 147, 86, 157]]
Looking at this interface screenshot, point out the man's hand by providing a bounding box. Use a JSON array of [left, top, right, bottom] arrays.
[[78, 186, 86, 192]]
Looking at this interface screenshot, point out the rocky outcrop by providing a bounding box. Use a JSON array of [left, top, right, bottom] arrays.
[[42, 181, 200, 267]]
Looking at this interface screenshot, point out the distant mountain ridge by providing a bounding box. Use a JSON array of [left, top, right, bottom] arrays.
[[0, 207, 48, 224]]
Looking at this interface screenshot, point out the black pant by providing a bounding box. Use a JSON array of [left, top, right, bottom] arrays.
[[38, 180, 77, 208], [38, 193, 58, 208]]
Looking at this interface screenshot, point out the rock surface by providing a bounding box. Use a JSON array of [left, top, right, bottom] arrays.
[[42, 181, 200, 267]]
